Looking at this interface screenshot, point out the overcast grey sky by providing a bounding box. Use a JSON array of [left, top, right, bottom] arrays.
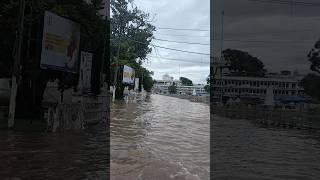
[[212, 0, 320, 75], [134, 0, 210, 84]]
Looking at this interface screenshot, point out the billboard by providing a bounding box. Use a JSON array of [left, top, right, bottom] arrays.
[[122, 65, 135, 84], [40, 11, 80, 73], [79, 52, 93, 90]]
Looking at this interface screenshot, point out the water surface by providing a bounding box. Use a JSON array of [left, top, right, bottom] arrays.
[[212, 114, 320, 179], [0, 123, 108, 179], [111, 94, 210, 180]]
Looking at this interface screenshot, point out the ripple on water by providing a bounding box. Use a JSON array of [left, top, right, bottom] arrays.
[[111, 94, 210, 180]]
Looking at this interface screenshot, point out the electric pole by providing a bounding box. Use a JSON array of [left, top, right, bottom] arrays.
[[8, 0, 26, 128], [113, 31, 121, 102], [219, 10, 224, 104]]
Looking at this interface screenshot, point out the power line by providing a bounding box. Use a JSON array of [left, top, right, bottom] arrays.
[[248, 0, 320, 6], [157, 27, 209, 31], [148, 55, 210, 64], [211, 38, 315, 44], [213, 29, 317, 38], [128, 39, 210, 56], [154, 38, 210, 46], [154, 33, 209, 38]]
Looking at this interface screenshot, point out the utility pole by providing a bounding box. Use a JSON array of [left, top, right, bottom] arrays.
[[101, 5, 109, 91], [113, 33, 121, 102], [178, 64, 180, 82], [219, 10, 224, 104], [290, 0, 294, 17], [8, 0, 25, 128]]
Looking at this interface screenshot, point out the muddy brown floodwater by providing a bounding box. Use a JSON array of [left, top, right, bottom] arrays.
[[212, 115, 320, 179], [0, 123, 108, 179], [111, 94, 210, 180]]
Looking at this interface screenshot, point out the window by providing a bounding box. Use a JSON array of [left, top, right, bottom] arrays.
[[292, 83, 296, 89]]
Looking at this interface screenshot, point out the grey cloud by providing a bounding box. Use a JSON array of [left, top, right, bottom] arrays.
[[212, 0, 320, 75], [135, 0, 210, 83]]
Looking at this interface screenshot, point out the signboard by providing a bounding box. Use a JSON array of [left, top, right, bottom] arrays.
[[122, 65, 135, 84], [134, 78, 139, 90], [79, 52, 93, 90], [40, 11, 80, 73]]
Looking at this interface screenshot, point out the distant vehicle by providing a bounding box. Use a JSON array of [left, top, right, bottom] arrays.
[[0, 78, 11, 105]]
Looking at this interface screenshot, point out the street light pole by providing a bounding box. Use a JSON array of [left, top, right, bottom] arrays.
[[8, 0, 26, 128], [219, 10, 224, 104]]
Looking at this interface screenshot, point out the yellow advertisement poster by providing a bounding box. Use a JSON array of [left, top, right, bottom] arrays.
[[40, 11, 80, 73], [122, 65, 135, 84]]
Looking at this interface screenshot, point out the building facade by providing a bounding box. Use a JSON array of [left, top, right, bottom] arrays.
[[153, 79, 207, 96], [212, 73, 305, 103]]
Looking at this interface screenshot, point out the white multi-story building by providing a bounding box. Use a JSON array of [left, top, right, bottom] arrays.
[[176, 84, 207, 96], [212, 72, 305, 102], [153, 75, 208, 96]]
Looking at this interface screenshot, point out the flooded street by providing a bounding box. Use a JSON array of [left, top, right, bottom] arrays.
[[0, 123, 108, 179], [111, 94, 210, 180], [212, 115, 320, 179], [1, 93, 319, 180]]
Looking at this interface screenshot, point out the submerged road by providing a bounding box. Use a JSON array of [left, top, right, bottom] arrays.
[[212, 114, 320, 179], [0, 123, 108, 179], [111, 94, 210, 180], [1, 93, 318, 179]]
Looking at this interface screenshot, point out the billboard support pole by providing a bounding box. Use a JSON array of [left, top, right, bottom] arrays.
[[8, 0, 25, 128], [113, 34, 121, 102], [101, 14, 108, 90]]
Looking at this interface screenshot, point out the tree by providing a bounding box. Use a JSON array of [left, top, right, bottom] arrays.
[[301, 74, 320, 100], [223, 49, 266, 77], [180, 77, 193, 86], [111, 0, 155, 99], [204, 75, 210, 93], [168, 84, 177, 94], [0, 0, 108, 118], [308, 39, 320, 73], [141, 69, 154, 92], [301, 39, 320, 100]]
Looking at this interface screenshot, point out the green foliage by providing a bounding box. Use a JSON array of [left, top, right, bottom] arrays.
[[204, 75, 210, 93], [111, 0, 155, 96], [0, 0, 108, 117], [223, 49, 266, 77], [308, 39, 320, 73], [142, 69, 154, 92], [301, 74, 320, 100], [0, 0, 107, 80], [304, 40, 320, 101], [168, 84, 177, 94], [180, 77, 193, 86]]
